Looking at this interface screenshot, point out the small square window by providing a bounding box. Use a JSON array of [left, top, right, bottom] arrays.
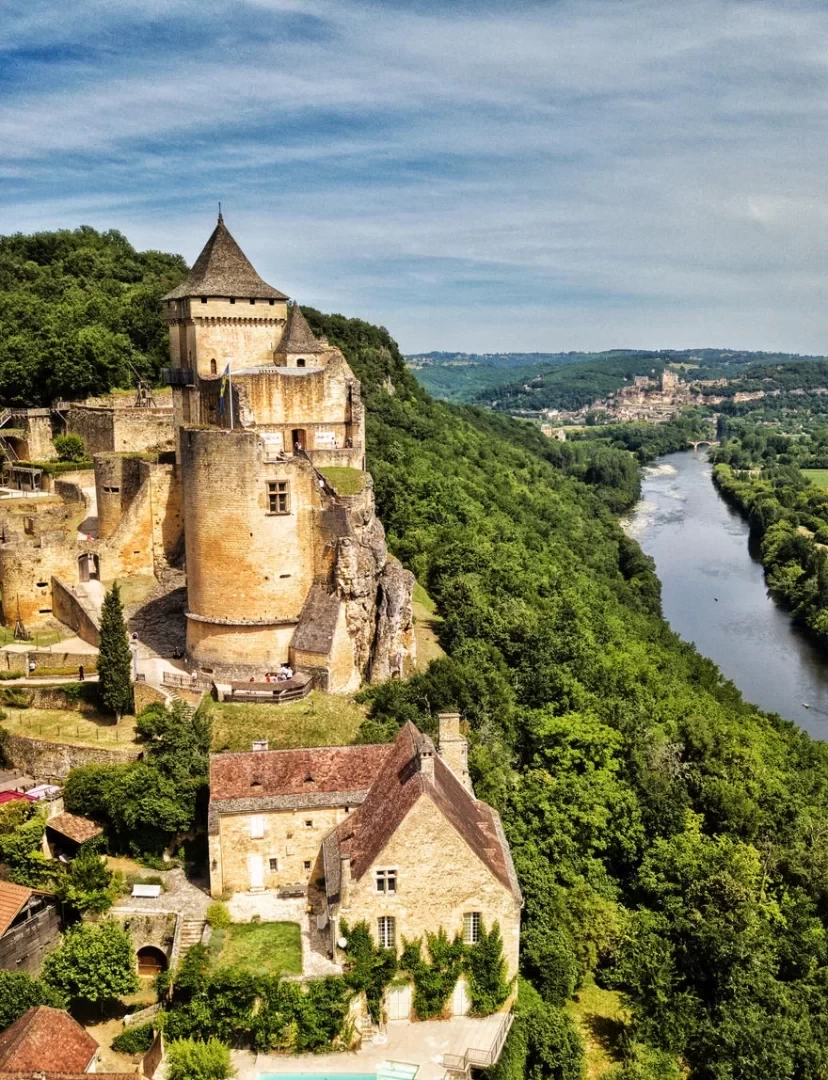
[[269, 858, 278, 872], [375, 869, 397, 894], [267, 480, 290, 515], [463, 912, 481, 945], [303, 860, 311, 872], [304, 819, 313, 829], [378, 916, 396, 950]]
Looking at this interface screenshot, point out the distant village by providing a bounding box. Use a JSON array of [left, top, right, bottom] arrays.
[[537, 368, 769, 437]]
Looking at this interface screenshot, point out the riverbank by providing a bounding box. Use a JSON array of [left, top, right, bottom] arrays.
[[712, 462, 828, 652], [627, 450, 828, 734]]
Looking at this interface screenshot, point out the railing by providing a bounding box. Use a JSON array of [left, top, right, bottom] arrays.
[[162, 671, 211, 690], [442, 1012, 514, 1073], [161, 367, 195, 387], [228, 681, 311, 704]]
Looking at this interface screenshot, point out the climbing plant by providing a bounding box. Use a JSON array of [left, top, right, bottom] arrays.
[[401, 929, 465, 1020], [465, 920, 511, 1016], [341, 920, 398, 1022]]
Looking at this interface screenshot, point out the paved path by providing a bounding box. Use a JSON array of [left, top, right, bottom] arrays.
[[232, 1013, 510, 1080], [112, 867, 211, 921]]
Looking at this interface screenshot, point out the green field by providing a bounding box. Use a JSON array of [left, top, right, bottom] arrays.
[[0, 706, 137, 747], [204, 691, 366, 752], [802, 469, 828, 490], [212, 921, 302, 977]]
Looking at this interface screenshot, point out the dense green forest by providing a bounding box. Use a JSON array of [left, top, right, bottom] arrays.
[[0, 227, 185, 404], [304, 308, 828, 1080], [6, 227, 828, 1076], [711, 424, 828, 648]]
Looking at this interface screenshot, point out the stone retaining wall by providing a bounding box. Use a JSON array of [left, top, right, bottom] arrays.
[[3, 732, 140, 782]]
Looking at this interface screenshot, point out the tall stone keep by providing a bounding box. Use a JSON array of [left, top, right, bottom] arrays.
[[162, 215, 415, 690]]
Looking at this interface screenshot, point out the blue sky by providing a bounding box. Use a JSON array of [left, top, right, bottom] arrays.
[[4, 0, 828, 353]]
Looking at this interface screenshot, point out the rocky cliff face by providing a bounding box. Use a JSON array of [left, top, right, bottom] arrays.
[[333, 482, 415, 683]]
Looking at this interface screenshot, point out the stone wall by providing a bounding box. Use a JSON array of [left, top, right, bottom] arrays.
[[68, 405, 173, 456], [212, 805, 348, 897], [164, 295, 289, 375], [134, 681, 168, 713], [52, 577, 100, 646], [95, 455, 145, 541], [112, 910, 177, 961], [336, 795, 522, 982], [2, 732, 140, 782], [0, 534, 76, 626]]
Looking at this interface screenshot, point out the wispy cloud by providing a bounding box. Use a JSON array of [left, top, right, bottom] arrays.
[[3, 0, 828, 351]]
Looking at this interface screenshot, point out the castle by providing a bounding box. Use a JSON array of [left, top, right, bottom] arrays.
[[0, 215, 415, 692]]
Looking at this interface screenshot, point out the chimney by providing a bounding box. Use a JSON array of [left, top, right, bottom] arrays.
[[339, 853, 351, 909], [417, 734, 435, 782], [438, 712, 472, 793]]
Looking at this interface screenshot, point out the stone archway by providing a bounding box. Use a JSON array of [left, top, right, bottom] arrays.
[[77, 552, 99, 583], [136, 945, 168, 976]]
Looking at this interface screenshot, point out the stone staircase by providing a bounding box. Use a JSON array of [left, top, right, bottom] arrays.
[[177, 918, 206, 960]]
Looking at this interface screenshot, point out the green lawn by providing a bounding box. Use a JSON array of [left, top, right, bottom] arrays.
[[0, 706, 137, 747], [213, 921, 302, 977], [565, 979, 628, 1080], [317, 466, 368, 495], [803, 469, 828, 490], [204, 691, 366, 752]]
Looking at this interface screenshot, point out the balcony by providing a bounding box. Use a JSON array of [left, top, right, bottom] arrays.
[[161, 367, 195, 387]]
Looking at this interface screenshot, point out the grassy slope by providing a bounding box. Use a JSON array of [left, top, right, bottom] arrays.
[[204, 692, 366, 752]]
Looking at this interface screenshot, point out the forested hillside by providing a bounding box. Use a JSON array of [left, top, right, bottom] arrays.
[[308, 307, 828, 1080], [0, 227, 186, 405]]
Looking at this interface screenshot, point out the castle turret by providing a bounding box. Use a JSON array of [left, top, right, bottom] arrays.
[[169, 215, 414, 688]]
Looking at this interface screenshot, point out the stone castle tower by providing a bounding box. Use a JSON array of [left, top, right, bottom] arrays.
[[161, 214, 415, 691]]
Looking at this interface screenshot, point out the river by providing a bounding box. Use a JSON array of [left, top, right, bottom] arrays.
[[625, 449, 828, 737]]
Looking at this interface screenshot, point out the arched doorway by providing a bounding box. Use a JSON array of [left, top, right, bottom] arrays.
[[77, 553, 99, 583], [136, 946, 168, 976]]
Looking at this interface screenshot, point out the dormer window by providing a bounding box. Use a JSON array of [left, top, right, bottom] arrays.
[[251, 779, 262, 791]]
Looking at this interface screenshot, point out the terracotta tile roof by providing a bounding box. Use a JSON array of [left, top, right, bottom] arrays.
[[0, 882, 33, 938], [0, 1008, 97, 1074], [0, 1074, 138, 1079], [330, 723, 521, 900], [276, 305, 326, 354], [163, 214, 288, 301], [45, 812, 103, 844], [210, 744, 392, 801]]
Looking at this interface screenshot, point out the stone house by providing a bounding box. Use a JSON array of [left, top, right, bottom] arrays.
[[0, 882, 61, 974], [208, 715, 522, 986]]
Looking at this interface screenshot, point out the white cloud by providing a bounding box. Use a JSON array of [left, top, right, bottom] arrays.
[[3, 0, 828, 351]]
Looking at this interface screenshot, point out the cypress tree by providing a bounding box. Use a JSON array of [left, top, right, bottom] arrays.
[[98, 581, 133, 722]]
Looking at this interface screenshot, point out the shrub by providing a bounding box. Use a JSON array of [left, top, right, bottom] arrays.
[[111, 1023, 155, 1056], [54, 433, 87, 462], [466, 920, 511, 1015], [165, 1037, 234, 1080], [206, 901, 231, 930]]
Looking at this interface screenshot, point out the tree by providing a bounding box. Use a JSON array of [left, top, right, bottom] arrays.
[[42, 919, 138, 1007], [0, 971, 65, 1032], [165, 1037, 234, 1080], [54, 848, 120, 917], [0, 800, 50, 886], [97, 581, 133, 722], [53, 433, 86, 462]]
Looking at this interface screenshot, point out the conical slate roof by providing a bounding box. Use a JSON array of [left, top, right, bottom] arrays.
[[163, 214, 288, 301], [277, 304, 326, 354]]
